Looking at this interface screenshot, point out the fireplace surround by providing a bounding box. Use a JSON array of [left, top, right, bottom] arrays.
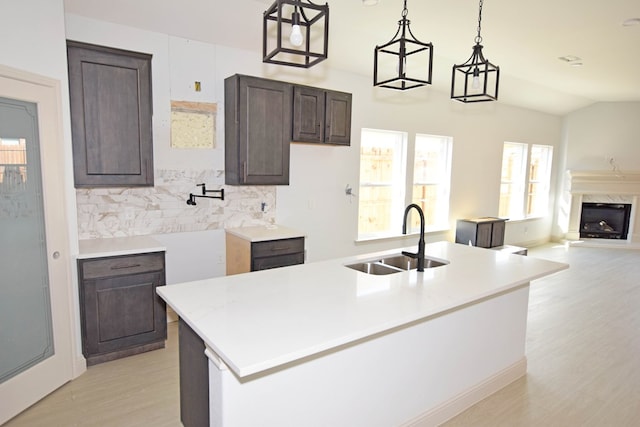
[[565, 170, 640, 245]]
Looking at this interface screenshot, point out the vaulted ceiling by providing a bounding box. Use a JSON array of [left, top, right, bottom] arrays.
[[64, 0, 640, 115]]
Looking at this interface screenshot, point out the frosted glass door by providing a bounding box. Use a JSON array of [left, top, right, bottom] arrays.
[[0, 96, 54, 383]]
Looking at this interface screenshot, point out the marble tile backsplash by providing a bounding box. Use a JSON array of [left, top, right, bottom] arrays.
[[76, 169, 276, 239]]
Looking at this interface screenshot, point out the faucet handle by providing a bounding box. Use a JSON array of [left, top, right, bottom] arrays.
[[402, 250, 418, 259]]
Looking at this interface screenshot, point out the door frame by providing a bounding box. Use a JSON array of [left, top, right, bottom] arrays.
[[0, 64, 81, 424]]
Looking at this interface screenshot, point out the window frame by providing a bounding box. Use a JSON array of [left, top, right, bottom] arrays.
[[357, 128, 452, 240], [499, 141, 553, 220], [526, 144, 554, 217], [409, 133, 453, 233]]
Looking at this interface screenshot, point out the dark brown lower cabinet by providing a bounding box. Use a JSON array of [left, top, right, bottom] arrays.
[[78, 252, 166, 366], [251, 237, 305, 271], [226, 233, 305, 275]]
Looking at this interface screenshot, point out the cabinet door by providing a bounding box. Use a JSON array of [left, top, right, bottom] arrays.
[[225, 75, 291, 185], [324, 90, 352, 145], [81, 271, 166, 358], [490, 220, 506, 247], [67, 41, 153, 187], [292, 85, 324, 143]]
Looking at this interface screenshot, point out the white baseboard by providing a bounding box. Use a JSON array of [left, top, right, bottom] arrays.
[[72, 356, 87, 379], [401, 357, 527, 427], [512, 237, 551, 248]]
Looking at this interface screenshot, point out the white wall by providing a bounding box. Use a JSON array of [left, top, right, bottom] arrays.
[[0, 0, 77, 246], [64, 13, 563, 277], [562, 102, 640, 171], [0, 0, 86, 373], [552, 101, 640, 238], [278, 72, 563, 259]]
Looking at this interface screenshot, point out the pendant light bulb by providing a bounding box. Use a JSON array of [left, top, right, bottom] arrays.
[[472, 68, 480, 89], [290, 12, 303, 47], [396, 56, 407, 77]]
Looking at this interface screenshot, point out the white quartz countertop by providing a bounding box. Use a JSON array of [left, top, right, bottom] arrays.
[[225, 225, 305, 242], [157, 241, 568, 378], [78, 236, 166, 259]]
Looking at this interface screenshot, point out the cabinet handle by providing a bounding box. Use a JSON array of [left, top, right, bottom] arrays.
[[242, 161, 247, 183], [271, 246, 290, 251], [111, 263, 142, 270]]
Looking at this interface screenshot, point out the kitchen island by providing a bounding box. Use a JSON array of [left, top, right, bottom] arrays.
[[157, 241, 567, 426]]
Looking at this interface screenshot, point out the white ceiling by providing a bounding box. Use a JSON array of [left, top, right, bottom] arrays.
[[63, 0, 640, 116]]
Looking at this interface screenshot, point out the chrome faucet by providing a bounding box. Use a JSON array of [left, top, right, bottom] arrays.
[[402, 204, 425, 272]]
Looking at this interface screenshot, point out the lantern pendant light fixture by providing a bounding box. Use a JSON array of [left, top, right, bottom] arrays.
[[451, 0, 500, 102], [263, 0, 329, 68], [374, 0, 434, 90]]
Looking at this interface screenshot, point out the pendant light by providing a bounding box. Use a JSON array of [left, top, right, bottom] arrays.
[[373, 0, 433, 90], [451, 0, 500, 102], [263, 0, 329, 68]]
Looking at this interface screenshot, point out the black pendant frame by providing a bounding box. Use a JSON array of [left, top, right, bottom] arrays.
[[263, 0, 329, 68], [451, 0, 500, 103], [373, 3, 433, 90], [451, 43, 500, 103]]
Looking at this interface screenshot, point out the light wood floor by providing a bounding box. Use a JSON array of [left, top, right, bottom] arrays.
[[4, 322, 182, 427], [444, 243, 640, 427], [4, 243, 640, 426]]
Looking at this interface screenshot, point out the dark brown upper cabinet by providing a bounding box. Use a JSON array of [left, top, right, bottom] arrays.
[[293, 85, 352, 146], [225, 74, 291, 185], [67, 41, 154, 187]]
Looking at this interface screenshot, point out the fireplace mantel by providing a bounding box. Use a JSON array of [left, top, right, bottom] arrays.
[[565, 170, 640, 245], [567, 170, 640, 195]]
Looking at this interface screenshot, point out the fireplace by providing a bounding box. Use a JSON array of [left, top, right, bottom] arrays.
[[565, 170, 640, 245], [579, 203, 631, 239]]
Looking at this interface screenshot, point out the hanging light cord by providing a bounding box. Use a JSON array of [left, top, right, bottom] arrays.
[[300, 0, 323, 23], [402, 0, 408, 19], [475, 0, 484, 44]]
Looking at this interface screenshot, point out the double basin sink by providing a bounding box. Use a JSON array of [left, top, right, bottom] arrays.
[[346, 253, 449, 275]]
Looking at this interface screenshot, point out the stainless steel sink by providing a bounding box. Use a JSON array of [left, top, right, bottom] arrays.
[[345, 254, 449, 275], [379, 254, 448, 270], [345, 262, 402, 275]]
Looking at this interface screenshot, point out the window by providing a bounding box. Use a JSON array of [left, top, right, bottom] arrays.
[[499, 142, 553, 219], [411, 134, 452, 232], [527, 145, 554, 217], [0, 137, 28, 192], [499, 142, 527, 219], [358, 129, 407, 237], [358, 129, 452, 239]]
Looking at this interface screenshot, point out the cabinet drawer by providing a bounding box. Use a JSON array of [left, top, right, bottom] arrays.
[[253, 252, 304, 271], [252, 237, 304, 258], [80, 252, 164, 280]]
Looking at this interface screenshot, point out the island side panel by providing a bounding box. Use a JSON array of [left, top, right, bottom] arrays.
[[179, 318, 209, 427], [206, 285, 531, 427]]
